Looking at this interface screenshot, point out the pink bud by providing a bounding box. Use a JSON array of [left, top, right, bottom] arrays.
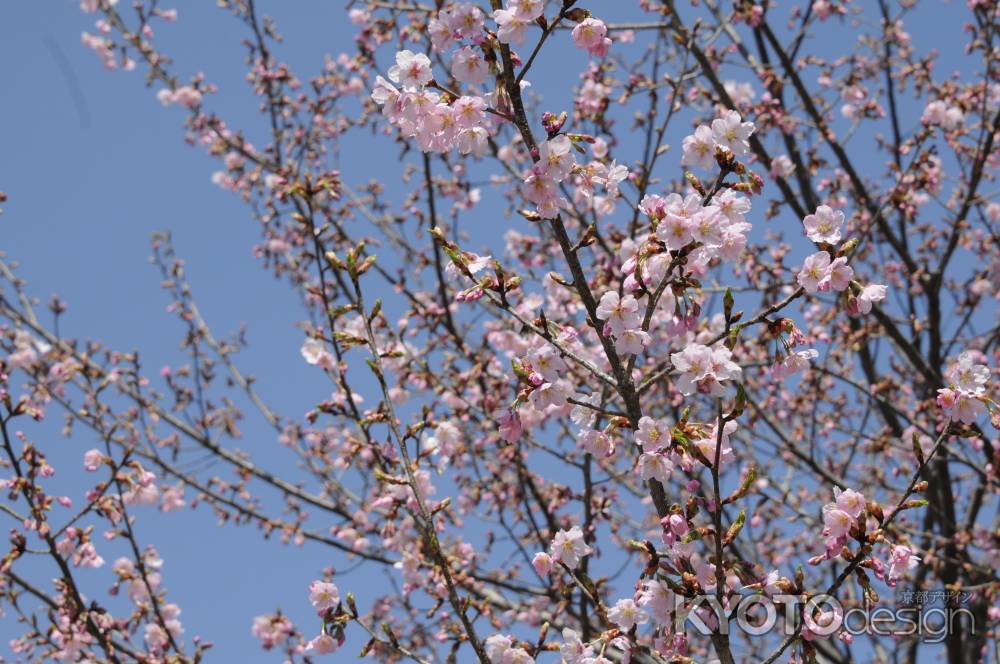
[[532, 552, 552, 576], [499, 409, 522, 444], [668, 513, 689, 536]]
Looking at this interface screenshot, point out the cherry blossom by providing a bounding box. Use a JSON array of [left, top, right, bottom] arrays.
[[451, 47, 490, 86], [550, 526, 591, 568], [681, 125, 717, 170], [851, 283, 887, 314], [306, 633, 339, 655], [922, 100, 964, 130], [671, 344, 742, 396], [802, 205, 845, 244], [493, 9, 529, 45], [608, 598, 649, 631], [4, 4, 997, 663], [710, 110, 755, 156], [387, 50, 433, 90], [309, 581, 340, 612], [635, 416, 671, 453], [571, 18, 611, 57], [596, 291, 640, 336], [531, 552, 552, 576]]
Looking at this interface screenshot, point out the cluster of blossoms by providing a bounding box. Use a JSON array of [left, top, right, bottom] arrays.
[[819, 489, 922, 589], [635, 415, 675, 484], [484, 634, 535, 664], [79, 0, 173, 70], [641, 416, 738, 483], [818, 487, 867, 556], [624, 113, 757, 279], [485, 626, 633, 664], [143, 604, 184, 652], [492, 0, 544, 45], [303, 580, 342, 655], [8, 2, 997, 662], [156, 85, 203, 109], [921, 99, 965, 130], [80, 31, 119, 70], [594, 290, 648, 355], [680, 110, 755, 168], [55, 527, 104, 569], [521, 134, 580, 219], [521, 131, 631, 220], [5, 329, 51, 369], [796, 250, 854, 294], [428, 3, 485, 51], [111, 552, 185, 653], [504, 336, 579, 422], [670, 343, 742, 397], [372, 3, 614, 161], [795, 204, 887, 315], [494, 0, 610, 56], [250, 614, 294, 650], [121, 464, 160, 506], [937, 350, 993, 423], [638, 189, 754, 272], [371, 50, 492, 156], [372, 4, 620, 215]]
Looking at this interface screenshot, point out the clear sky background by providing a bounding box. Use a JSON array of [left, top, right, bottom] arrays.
[[0, 1, 975, 661], [1, 3, 384, 660]]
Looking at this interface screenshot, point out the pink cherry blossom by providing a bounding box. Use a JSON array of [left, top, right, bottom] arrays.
[[671, 344, 741, 396], [608, 598, 648, 631], [854, 283, 887, 314], [834, 487, 866, 519], [681, 125, 717, 170], [596, 291, 641, 336], [822, 507, 853, 540], [797, 251, 832, 293], [886, 545, 920, 587], [550, 526, 591, 568], [305, 633, 339, 655], [388, 50, 433, 90], [710, 110, 755, 156], [571, 18, 611, 57], [309, 580, 340, 612], [451, 47, 490, 85], [637, 452, 673, 483], [531, 551, 552, 575], [803, 205, 845, 244], [493, 9, 529, 45], [5, 8, 997, 663], [635, 416, 671, 453], [83, 449, 104, 471]]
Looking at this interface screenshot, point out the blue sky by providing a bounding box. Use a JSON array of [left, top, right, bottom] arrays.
[[1, 3, 369, 660], [0, 1, 978, 662]]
